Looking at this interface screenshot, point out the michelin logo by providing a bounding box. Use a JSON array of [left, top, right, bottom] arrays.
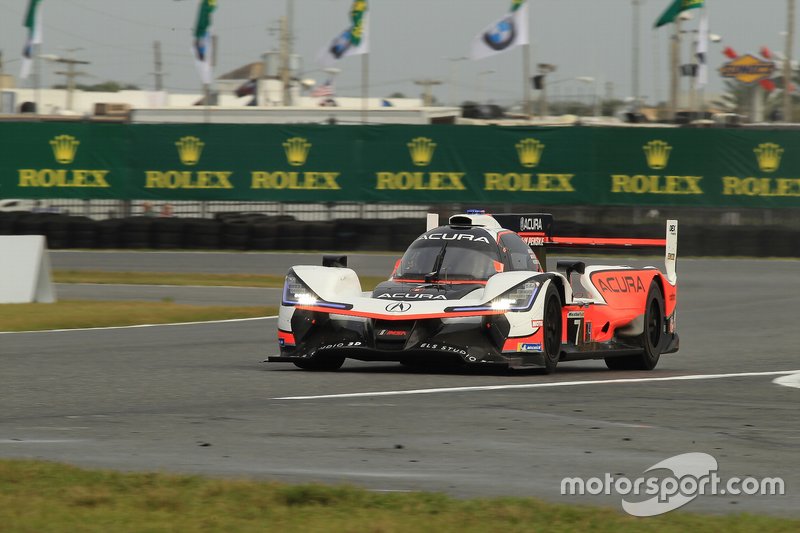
[[518, 343, 542, 352]]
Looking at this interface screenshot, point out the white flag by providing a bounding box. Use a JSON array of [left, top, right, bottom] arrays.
[[470, 1, 529, 61], [318, 1, 369, 66], [696, 13, 709, 87]]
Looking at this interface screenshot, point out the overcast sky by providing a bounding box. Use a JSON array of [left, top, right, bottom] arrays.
[[0, 0, 794, 106]]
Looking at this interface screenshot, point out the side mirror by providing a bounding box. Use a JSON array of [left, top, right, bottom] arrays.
[[323, 255, 347, 268]]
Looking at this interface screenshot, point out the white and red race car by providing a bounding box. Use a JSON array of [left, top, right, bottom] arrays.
[[270, 212, 679, 373]]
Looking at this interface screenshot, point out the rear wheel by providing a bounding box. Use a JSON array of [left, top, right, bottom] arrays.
[[541, 284, 563, 374], [293, 355, 345, 371], [605, 281, 665, 371]]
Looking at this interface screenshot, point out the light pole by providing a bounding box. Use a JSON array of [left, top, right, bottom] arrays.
[[444, 56, 468, 107], [785, 0, 796, 122], [576, 76, 600, 116], [477, 69, 495, 104]]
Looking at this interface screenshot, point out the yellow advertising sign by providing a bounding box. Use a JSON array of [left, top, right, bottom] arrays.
[[719, 54, 775, 85]]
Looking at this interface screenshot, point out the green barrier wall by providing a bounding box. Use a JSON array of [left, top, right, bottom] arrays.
[[1, 123, 799, 207]]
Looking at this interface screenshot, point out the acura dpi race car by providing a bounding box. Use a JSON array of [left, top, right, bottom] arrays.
[[270, 212, 679, 373]]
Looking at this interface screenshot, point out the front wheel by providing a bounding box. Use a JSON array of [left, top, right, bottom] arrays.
[[293, 355, 345, 371], [605, 281, 665, 371], [541, 284, 563, 374]]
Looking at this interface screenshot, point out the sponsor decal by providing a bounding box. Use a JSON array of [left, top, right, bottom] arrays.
[[318, 341, 363, 351], [408, 137, 436, 167], [567, 311, 585, 319], [596, 275, 646, 294], [418, 233, 490, 244], [17, 135, 112, 189], [176, 136, 204, 166], [378, 330, 407, 337], [643, 140, 672, 170], [722, 142, 800, 197], [144, 136, 234, 190], [610, 140, 703, 196], [374, 137, 466, 191], [484, 172, 574, 192], [377, 293, 447, 300], [519, 216, 543, 231], [251, 137, 341, 191], [531, 319, 543, 328], [283, 137, 312, 166], [419, 342, 468, 355], [385, 302, 412, 313], [483, 139, 573, 193], [586, 322, 592, 342], [516, 138, 545, 168], [518, 342, 542, 352]]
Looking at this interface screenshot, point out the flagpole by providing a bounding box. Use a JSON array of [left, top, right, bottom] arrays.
[[523, 43, 531, 117], [362, 52, 368, 123], [34, 42, 41, 115]]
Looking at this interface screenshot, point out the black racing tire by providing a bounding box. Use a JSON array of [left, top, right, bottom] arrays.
[[605, 281, 665, 371], [541, 283, 563, 374], [293, 355, 345, 371]]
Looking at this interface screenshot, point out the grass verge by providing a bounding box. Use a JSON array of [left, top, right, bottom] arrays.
[[53, 270, 387, 290], [0, 460, 797, 533], [0, 300, 276, 332]]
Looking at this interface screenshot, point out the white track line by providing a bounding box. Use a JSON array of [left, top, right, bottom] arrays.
[[275, 370, 800, 400], [773, 372, 800, 390], [0, 315, 278, 335]]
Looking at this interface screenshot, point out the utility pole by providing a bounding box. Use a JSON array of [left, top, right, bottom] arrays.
[[152, 41, 164, 92], [280, 0, 294, 106], [632, 0, 641, 110], [414, 79, 442, 106], [53, 55, 90, 111], [669, 19, 682, 121], [784, 0, 796, 122]]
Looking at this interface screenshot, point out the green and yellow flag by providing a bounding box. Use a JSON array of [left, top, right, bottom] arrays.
[[655, 0, 704, 28], [193, 0, 217, 84], [20, 0, 44, 79]]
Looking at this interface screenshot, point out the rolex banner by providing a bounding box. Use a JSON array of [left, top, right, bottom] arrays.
[[318, 0, 369, 66], [0, 122, 798, 209], [20, 0, 44, 80], [655, 0, 704, 28], [471, 0, 529, 61], [193, 0, 217, 84]]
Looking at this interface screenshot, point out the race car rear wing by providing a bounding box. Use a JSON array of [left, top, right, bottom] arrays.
[[491, 213, 678, 283]]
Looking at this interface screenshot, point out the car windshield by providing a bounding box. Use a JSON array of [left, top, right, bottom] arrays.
[[394, 238, 501, 281]]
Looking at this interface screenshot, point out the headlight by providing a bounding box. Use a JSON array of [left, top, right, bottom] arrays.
[[282, 270, 321, 306], [447, 279, 540, 313], [491, 280, 540, 312]]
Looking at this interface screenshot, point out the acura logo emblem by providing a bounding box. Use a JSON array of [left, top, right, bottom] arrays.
[[385, 302, 411, 313]]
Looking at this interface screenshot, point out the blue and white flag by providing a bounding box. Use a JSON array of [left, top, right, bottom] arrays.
[[318, 0, 369, 66], [20, 0, 44, 80], [470, 0, 529, 60]]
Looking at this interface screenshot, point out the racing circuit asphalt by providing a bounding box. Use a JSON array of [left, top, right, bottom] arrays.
[[1, 251, 799, 517]]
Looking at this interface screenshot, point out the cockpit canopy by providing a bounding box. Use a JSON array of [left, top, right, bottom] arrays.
[[393, 228, 502, 282]]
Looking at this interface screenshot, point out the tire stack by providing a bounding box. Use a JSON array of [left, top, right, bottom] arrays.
[[183, 218, 222, 249], [68, 216, 98, 248], [150, 218, 186, 249], [119, 217, 154, 249]]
